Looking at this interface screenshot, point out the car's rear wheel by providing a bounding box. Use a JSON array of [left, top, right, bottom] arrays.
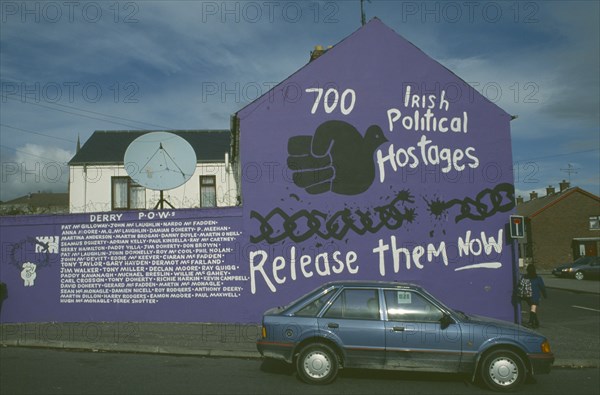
[[575, 271, 585, 280], [480, 349, 526, 392], [296, 343, 338, 384]]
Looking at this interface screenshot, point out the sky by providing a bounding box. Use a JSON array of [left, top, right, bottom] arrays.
[[1, 0, 598, 202]]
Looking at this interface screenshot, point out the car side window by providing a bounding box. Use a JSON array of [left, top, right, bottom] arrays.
[[384, 290, 443, 322], [323, 289, 380, 320], [295, 291, 336, 317]]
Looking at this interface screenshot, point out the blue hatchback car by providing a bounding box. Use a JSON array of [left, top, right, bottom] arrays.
[[257, 281, 554, 391]]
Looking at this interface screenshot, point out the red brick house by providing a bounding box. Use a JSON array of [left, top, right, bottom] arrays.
[[516, 181, 600, 269]]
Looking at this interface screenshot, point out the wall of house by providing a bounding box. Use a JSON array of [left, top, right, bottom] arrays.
[[529, 192, 600, 268], [236, 19, 519, 323], [69, 163, 238, 213]]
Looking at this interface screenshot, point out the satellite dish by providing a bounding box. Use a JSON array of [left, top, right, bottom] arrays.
[[124, 132, 197, 208]]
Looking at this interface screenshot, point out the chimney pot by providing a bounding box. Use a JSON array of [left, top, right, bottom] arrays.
[[559, 179, 570, 192], [516, 196, 524, 204]]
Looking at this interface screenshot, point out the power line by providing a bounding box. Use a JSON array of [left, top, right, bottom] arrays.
[[1, 94, 159, 130], [0, 144, 71, 164], [30, 97, 173, 130], [514, 148, 599, 163], [1, 77, 174, 130], [1, 94, 175, 131], [0, 123, 76, 143]]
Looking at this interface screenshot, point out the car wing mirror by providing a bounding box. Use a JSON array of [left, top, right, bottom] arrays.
[[440, 313, 454, 330]]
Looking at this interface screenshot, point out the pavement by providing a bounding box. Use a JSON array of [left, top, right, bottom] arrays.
[[1, 274, 598, 368]]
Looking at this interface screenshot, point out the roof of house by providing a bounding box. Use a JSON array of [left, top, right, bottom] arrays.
[[517, 187, 600, 219], [237, 17, 510, 120], [1, 192, 69, 207], [69, 130, 231, 165]]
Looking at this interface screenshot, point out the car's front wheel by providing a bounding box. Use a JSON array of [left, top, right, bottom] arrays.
[[480, 349, 526, 392], [575, 271, 585, 280], [296, 343, 339, 384]]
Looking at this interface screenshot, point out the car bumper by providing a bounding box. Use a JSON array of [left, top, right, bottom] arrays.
[[256, 340, 295, 363], [528, 353, 554, 375]]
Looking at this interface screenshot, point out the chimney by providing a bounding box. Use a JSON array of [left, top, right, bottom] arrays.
[[529, 191, 538, 200], [516, 196, 524, 205], [559, 179, 570, 192], [546, 185, 555, 196], [310, 45, 325, 61], [310, 45, 332, 61]]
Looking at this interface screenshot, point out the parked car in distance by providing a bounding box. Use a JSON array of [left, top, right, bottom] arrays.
[[552, 256, 600, 280], [257, 281, 554, 392]]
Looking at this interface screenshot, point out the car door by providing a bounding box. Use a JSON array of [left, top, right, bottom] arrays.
[[318, 288, 386, 369], [585, 260, 600, 279], [383, 289, 462, 372]]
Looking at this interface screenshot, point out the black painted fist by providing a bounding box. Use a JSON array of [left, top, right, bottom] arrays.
[[287, 120, 387, 195]]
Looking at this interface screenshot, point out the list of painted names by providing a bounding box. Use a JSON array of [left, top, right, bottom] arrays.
[[59, 219, 245, 304]]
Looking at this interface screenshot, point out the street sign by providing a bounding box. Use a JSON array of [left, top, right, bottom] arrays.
[[510, 215, 525, 238]]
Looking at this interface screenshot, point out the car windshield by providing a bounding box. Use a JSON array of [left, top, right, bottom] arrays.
[[573, 257, 593, 265], [418, 287, 453, 312]]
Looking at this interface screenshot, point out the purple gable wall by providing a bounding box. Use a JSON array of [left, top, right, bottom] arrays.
[[237, 19, 517, 322], [0, 19, 517, 324]]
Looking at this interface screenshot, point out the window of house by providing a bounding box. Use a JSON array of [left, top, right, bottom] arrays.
[[590, 216, 600, 230], [112, 177, 145, 210], [200, 176, 217, 207]]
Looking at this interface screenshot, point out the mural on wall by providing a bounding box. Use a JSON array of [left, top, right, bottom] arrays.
[[7, 237, 58, 287], [0, 19, 517, 324], [1, 209, 245, 322], [239, 19, 517, 322]]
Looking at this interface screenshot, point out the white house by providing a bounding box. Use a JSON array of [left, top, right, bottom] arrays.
[[68, 130, 239, 213]]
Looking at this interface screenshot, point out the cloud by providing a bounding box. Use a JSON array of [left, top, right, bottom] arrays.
[[1, 144, 72, 201]]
